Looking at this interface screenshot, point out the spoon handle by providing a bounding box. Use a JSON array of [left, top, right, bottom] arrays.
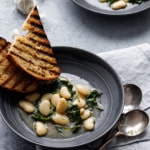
[[98, 132, 121, 150]]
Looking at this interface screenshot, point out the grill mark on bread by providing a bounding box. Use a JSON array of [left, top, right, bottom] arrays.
[[0, 44, 7, 51], [12, 44, 58, 68], [30, 22, 44, 30], [0, 45, 10, 61], [10, 48, 60, 77], [26, 32, 51, 46], [17, 38, 53, 56], [0, 44, 10, 62], [29, 37, 51, 49], [3, 63, 12, 73], [11, 73, 31, 91], [10, 48, 31, 63], [1, 68, 17, 87], [22, 7, 44, 32], [32, 31, 47, 39], [0, 53, 7, 63], [17, 35, 52, 54], [27, 67, 60, 78], [31, 14, 40, 20], [22, 79, 36, 91], [29, 6, 40, 21], [0, 38, 8, 51]]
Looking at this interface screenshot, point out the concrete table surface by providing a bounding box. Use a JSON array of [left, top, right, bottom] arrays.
[[0, 0, 150, 150]]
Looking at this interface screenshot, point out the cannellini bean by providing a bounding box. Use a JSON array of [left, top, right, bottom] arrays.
[[52, 113, 69, 125], [76, 84, 91, 97], [39, 100, 51, 116], [81, 109, 91, 120], [50, 93, 60, 107], [59, 76, 68, 81], [73, 97, 86, 108], [35, 121, 47, 136], [19, 100, 35, 113], [25, 92, 40, 103], [56, 98, 67, 114], [99, 0, 107, 2], [83, 117, 95, 130], [80, 108, 85, 115], [41, 93, 51, 101], [111, 0, 127, 10], [60, 86, 71, 99]]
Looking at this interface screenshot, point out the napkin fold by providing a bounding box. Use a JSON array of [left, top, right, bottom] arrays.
[[98, 43, 150, 150]]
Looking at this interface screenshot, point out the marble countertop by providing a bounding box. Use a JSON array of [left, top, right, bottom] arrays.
[[1, 0, 150, 150]]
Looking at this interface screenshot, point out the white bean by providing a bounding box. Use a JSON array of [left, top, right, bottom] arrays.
[[83, 117, 95, 130], [35, 121, 47, 136], [80, 108, 85, 115], [39, 100, 51, 116], [99, 0, 107, 2], [56, 98, 67, 114], [25, 92, 40, 103], [52, 113, 69, 125], [60, 86, 71, 99], [81, 109, 91, 120], [19, 100, 35, 114], [50, 93, 60, 107], [41, 93, 51, 102], [73, 97, 86, 108], [59, 76, 68, 81], [76, 84, 91, 97], [111, 0, 127, 10]]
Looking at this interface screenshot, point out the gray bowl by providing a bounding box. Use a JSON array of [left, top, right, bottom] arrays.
[[0, 47, 124, 149], [72, 0, 150, 16]]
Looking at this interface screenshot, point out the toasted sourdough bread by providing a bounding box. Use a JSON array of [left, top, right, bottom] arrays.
[[0, 37, 44, 93], [8, 6, 60, 81]]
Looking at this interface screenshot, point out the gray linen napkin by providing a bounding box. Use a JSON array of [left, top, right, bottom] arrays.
[[98, 43, 150, 150]]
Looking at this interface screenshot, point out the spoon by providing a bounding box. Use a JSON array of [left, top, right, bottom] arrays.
[[123, 84, 142, 114], [99, 109, 149, 150]]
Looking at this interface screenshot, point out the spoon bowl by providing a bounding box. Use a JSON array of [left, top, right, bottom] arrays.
[[99, 109, 149, 150], [123, 84, 142, 114], [118, 110, 149, 136]]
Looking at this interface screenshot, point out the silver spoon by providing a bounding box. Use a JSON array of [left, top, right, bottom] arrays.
[[99, 109, 149, 150], [123, 84, 142, 114]]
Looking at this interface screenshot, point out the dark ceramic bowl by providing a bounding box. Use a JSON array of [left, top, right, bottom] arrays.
[[72, 0, 150, 16], [0, 47, 124, 149]]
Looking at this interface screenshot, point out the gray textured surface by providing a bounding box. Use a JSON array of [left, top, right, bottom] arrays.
[[0, 0, 150, 150], [1, 0, 150, 54]]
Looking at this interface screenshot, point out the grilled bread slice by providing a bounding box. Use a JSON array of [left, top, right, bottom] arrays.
[[8, 6, 60, 81], [0, 37, 44, 93]]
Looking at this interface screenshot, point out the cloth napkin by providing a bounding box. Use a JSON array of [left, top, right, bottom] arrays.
[[98, 43, 150, 150]]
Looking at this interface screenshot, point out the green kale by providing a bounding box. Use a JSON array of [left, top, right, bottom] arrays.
[[86, 90, 102, 111], [67, 105, 82, 124], [43, 78, 75, 97], [31, 111, 52, 121]]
